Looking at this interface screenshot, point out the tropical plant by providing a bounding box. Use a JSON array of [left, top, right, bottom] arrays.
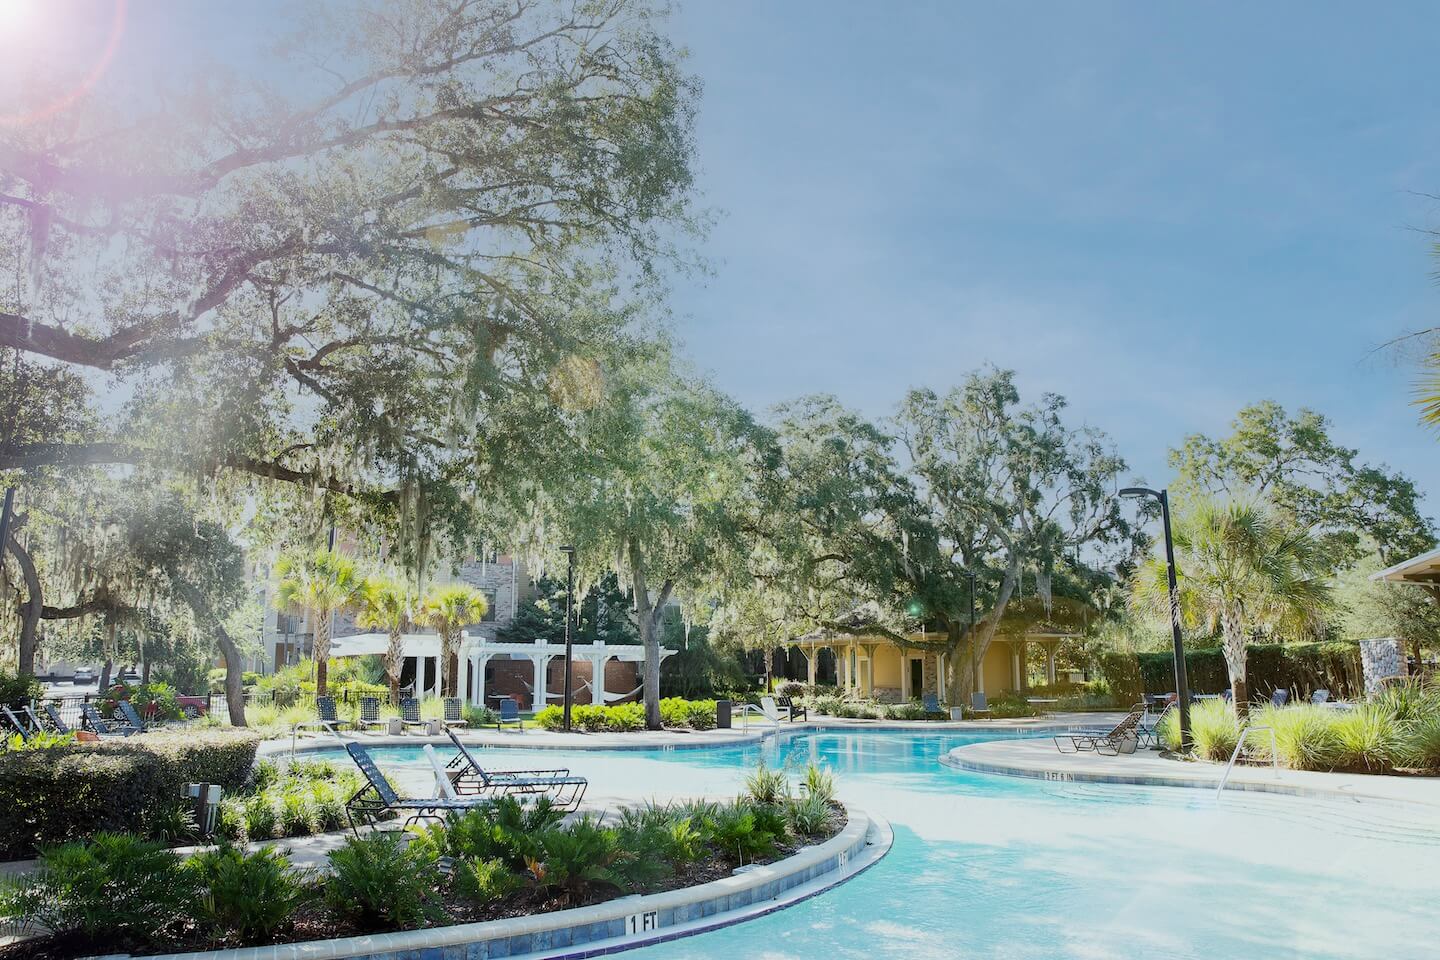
[[275, 549, 363, 696], [415, 583, 489, 699], [452, 857, 524, 906], [0, 833, 196, 949], [325, 831, 446, 930], [356, 575, 415, 702], [530, 817, 629, 903], [743, 761, 789, 805], [1160, 696, 1239, 760], [802, 763, 835, 804], [186, 845, 315, 944], [786, 793, 836, 836], [1133, 498, 1331, 718]]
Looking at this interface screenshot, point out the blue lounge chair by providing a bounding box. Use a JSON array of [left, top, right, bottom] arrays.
[[342, 741, 494, 833], [494, 697, 524, 731], [117, 700, 153, 732], [399, 697, 428, 733], [356, 696, 387, 732], [43, 704, 71, 733], [443, 728, 587, 809], [2, 705, 31, 741], [24, 705, 53, 734], [82, 702, 139, 736], [1271, 688, 1290, 707], [443, 697, 468, 728], [970, 692, 991, 717], [922, 693, 940, 713], [294, 695, 350, 737]]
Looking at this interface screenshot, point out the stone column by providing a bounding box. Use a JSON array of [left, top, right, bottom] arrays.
[[1360, 638, 1406, 695]]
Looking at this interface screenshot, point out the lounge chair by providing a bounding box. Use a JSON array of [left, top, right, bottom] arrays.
[[43, 704, 72, 733], [1311, 689, 1330, 705], [117, 700, 157, 732], [399, 697, 429, 733], [293, 695, 350, 737], [970, 692, 992, 717], [1053, 708, 1143, 757], [922, 693, 940, 713], [342, 741, 495, 833], [443, 697, 468, 728], [494, 697, 524, 732], [24, 705, 56, 734], [774, 695, 807, 721], [444, 728, 587, 809], [2, 705, 31, 741], [81, 702, 139, 737], [356, 696, 387, 732], [1270, 689, 1290, 708], [1136, 701, 1174, 750]]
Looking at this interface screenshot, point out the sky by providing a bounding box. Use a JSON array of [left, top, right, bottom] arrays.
[[12, 0, 1440, 508]]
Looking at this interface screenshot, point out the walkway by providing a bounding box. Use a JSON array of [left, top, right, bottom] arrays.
[[948, 737, 1440, 808]]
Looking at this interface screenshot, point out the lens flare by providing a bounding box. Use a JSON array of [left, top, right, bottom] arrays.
[[0, 0, 127, 126]]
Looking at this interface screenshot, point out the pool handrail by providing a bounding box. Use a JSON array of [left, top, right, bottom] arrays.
[[1215, 723, 1280, 799]]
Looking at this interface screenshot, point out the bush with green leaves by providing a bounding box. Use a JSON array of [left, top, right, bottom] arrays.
[[0, 833, 196, 950], [0, 670, 44, 708], [325, 831, 446, 931], [0, 729, 260, 858], [534, 697, 716, 732], [1160, 697, 1239, 760], [786, 793, 836, 836], [743, 760, 790, 805], [3, 730, 76, 751], [802, 762, 835, 804], [530, 815, 631, 903], [186, 845, 315, 944], [453, 856, 524, 905]]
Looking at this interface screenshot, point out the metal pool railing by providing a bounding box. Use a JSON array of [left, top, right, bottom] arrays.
[[1215, 723, 1280, 799]]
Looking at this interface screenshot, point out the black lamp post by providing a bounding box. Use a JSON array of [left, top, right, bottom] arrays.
[[559, 546, 576, 732], [1119, 487, 1192, 751]]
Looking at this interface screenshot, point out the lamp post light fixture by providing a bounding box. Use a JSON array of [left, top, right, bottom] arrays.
[[1119, 487, 1192, 751], [559, 545, 576, 733]]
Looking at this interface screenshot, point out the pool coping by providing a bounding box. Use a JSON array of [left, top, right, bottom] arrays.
[[943, 738, 1440, 809], [129, 806, 890, 960]]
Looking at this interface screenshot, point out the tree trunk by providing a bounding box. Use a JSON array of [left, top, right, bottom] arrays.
[[8, 532, 42, 676], [175, 581, 247, 726], [100, 620, 117, 689], [141, 659, 151, 685], [99, 659, 113, 691], [1221, 605, 1248, 721], [443, 629, 459, 699], [386, 629, 403, 703], [314, 609, 332, 696], [627, 539, 669, 731]]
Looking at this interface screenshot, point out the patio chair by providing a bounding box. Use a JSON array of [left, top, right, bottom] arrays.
[[1270, 689, 1290, 708], [341, 741, 495, 833], [443, 697, 468, 728], [356, 696, 387, 732], [81, 702, 139, 737], [2, 705, 31, 741], [399, 697, 429, 733], [1311, 689, 1330, 704], [1053, 708, 1144, 757], [24, 705, 55, 734], [922, 693, 940, 713], [774, 695, 807, 721], [293, 695, 350, 738], [116, 701, 153, 732], [1136, 701, 1175, 750], [971, 692, 992, 717], [44, 703, 72, 733], [494, 697, 524, 732], [444, 728, 587, 809]]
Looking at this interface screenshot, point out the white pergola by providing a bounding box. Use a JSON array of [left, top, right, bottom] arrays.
[[329, 632, 667, 708]]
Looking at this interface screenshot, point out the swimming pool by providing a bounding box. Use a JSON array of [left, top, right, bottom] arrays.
[[315, 730, 1440, 960]]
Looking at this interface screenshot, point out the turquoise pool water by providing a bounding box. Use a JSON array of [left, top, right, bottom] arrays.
[[315, 731, 1440, 960]]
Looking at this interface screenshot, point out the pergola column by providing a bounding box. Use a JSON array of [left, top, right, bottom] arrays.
[[471, 654, 492, 707], [1045, 643, 1058, 685], [532, 653, 549, 711], [805, 646, 817, 686], [459, 637, 471, 704], [938, 652, 947, 701], [591, 654, 609, 704], [1011, 643, 1022, 691], [900, 650, 911, 701]]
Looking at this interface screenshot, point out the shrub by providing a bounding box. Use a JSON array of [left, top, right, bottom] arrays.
[[1160, 697, 1239, 760], [98, 681, 184, 722], [615, 803, 703, 868], [186, 844, 315, 943], [242, 796, 278, 840], [786, 793, 835, 836], [705, 800, 781, 864], [145, 802, 200, 843], [325, 831, 446, 930], [4, 730, 75, 751], [777, 680, 806, 698], [1330, 705, 1399, 771], [0, 671, 43, 707], [453, 857, 523, 905], [985, 693, 1041, 719], [1398, 712, 1440, 770], [531, 816, 629, 903], [743, 761, 789, 805], [1253, 704, 1343, 770], [802, 762, 835, 804], [278, 791, 316, 837], [537, 698, 714, 731], [811, 695, 843, 715], [0, 729, 260, 859], [1, 833, 196, 949], [884, 702, 927, 721]]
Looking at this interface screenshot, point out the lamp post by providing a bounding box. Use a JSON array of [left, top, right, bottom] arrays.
[[1119, 487, 1192, 751], [559, 546, 576, 732]]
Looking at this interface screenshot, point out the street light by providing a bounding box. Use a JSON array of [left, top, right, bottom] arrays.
[[558, 546, 576, 733], [1119, 486, 1192, 751]]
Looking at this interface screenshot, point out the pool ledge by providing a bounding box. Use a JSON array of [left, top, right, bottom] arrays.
[[136, 806, 891, 960], [945, 738, 1440, 809]]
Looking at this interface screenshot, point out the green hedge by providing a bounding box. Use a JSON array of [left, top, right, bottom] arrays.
[[533, 698, 717, 732], [0, 729, 260, 859], [1098, 642, 1364, 702]]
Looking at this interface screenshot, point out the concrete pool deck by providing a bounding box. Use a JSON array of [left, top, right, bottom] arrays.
[[946, 737, 1440, 808]]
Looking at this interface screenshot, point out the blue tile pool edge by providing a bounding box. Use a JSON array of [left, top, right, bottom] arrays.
[[131, 807, 889, 960]]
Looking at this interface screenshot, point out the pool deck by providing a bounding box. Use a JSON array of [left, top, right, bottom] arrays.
[[947, 737, 1440, 808]]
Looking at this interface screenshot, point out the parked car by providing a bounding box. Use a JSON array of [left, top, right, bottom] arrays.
[[118, 667, 140, 684], [176, 695, 209, 719], [71, 667, 96, 685]]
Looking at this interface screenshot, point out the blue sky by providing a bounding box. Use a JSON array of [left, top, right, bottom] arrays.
[[53, 0, 1440, 509], [665, 1, 1440, 502]]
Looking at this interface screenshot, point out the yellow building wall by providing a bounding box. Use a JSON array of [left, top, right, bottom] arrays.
[[981, 642, 1013, 696], [869, 646, 902, 690]]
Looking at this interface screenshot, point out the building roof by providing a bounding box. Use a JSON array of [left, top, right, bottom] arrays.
[[1371, 546, 1440, 585]]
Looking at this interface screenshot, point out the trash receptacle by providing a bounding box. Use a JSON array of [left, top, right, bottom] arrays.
[[716, 699, 732, 729]]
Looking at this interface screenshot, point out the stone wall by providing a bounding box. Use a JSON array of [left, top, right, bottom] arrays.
[[1360, 637, 1406, 695]]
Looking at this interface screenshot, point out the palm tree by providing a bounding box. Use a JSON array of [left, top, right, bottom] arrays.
[[415, 583, 489, 699], [275, 548, 362, 697], [1132, 497, 1331, 719], [356, 574, 414, 703]]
